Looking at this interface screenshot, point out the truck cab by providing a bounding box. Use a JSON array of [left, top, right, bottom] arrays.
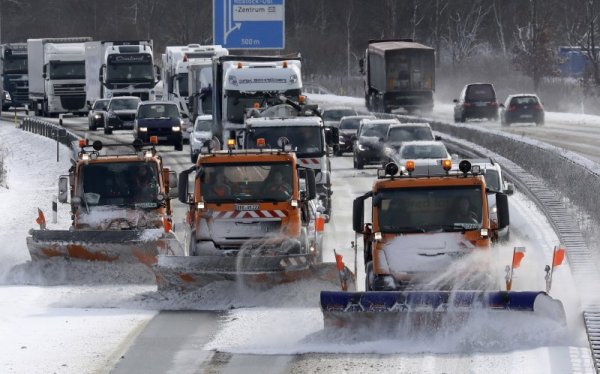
[[354, 160, 509, 291], [178, 142, 321, 262], [213, 56, 302, 142], [1, 43, 28, 111], [243, 102, 337, 219]]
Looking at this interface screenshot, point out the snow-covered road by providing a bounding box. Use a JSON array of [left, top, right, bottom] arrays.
[[0, 95, 598, 373]]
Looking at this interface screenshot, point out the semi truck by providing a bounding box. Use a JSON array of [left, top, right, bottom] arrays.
[[1, 43, 29, 111], [212, 55, 302, 143], [28, 37, 91, 116], [85, 40, 160, 103], [161, 44, 228, 137], [360, 39, 435, 114]]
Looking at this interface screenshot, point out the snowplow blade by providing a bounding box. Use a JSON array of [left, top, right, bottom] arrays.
[[320, 290, 566, 328], [153, 254, 355, 292], [26, 229, 181, 266]]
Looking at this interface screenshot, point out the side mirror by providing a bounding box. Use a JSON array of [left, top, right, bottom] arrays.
[[434, 135, 442, 141], [453, 99, 458, 103], [504, 182, 514, 196], [499, 103, 505, 108], [178, 168, 191, 203], [304, 168, 317, 201], [42, 73, 47, 79], [58, 176, 69, 203], [352, 196, 365, 233], [358, 58, 365, 74], [87, 101, 92, 110], [495, 192, 510, 229], [155, 66, 161, 82], [168, 170, 178, 198]]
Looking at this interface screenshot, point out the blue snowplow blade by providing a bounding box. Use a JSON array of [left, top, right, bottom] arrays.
[[320, 290, 566, 328]]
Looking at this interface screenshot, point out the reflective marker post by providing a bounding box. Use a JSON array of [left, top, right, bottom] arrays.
[[52, 195, 58, 224]]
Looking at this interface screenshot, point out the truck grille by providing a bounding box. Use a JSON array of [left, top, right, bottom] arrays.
[[53, 83, 86, 96], [60, 96, 86, 110]]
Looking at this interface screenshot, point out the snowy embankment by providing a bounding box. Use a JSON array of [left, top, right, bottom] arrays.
[[0, 122, 155, 374]]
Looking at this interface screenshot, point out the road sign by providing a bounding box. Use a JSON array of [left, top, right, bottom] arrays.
[[213, 0, 285, 50]]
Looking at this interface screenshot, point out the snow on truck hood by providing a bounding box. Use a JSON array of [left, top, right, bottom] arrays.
[[382, 232, 476, 275], [77, 206, 162, 230]]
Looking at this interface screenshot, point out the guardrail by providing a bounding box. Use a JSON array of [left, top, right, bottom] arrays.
[[19, 116, 81, 148]]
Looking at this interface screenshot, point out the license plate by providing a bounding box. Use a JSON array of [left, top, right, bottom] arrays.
[[474, 102, 486, 107], [236, 204, 259, 211], [158, 136, 168, 140], [520, 114, 533, 118]]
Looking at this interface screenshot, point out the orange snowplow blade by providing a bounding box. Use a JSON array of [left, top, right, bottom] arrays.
[[152, 254, 355, 292], [26, 229, 181, 266]]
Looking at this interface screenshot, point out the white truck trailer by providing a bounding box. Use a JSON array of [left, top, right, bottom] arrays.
[[161, 44, 228, 137], [85, 40, 160, 103], [28, 37, 91, 116]]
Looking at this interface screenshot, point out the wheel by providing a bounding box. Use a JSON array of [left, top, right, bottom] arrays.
[[365, 261, 374, 291], [536, 120, 544, 126], [175, 143, 183, 151], [104, 127, 113, 135], [191, 153, 198, 163], [333, 147, 342, 156]]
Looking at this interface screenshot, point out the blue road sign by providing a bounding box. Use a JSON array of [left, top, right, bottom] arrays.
[[213, 0, 285, 50]]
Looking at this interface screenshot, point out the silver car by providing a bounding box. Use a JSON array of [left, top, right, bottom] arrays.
[[189, 115, 214, 163]]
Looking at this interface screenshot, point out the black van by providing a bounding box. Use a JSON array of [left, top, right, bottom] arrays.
[[453, 83, 499, 122]]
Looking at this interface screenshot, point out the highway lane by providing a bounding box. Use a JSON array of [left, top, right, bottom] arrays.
[[6, 109, 595, 372]]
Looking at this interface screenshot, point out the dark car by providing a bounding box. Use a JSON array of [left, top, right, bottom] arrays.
[[500, 94, 544, 126], [134, 101, 183, 151], [87, 98, 110, 131], [353, 119, 397, 169], [104, 96, 141, 134], [453, 83, 499, 122], [381, 122, 440, 165], [336, 115, 376, 156]]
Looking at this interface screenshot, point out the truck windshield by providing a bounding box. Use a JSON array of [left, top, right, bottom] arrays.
[[387, 126, 433, 142], [377, 186, 483, 233], [138, 104, 179, 119], [225, 90, 299, 124], [49, 61, 85, 79], [106, 54, 154, 83], [246, 126, 323, 157], [4, 56, 27, 73], [199, 162, 293, 203], [80, 162, 160, 208]]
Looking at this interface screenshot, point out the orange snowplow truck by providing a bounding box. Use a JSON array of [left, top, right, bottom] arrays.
[[26, 138, 180, 265], [320, 160, 565, 328], [356, 160, 509, 291], [153, 139, 353, 291]]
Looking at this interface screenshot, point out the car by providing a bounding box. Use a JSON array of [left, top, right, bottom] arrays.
[[189, 115, 214, 163], [395, 140, 451, 174], [500, 94, 545, 126], [453, 83, 499, 122], [87, 98, 110, 131], [134, 101, 184, 151], [336, 115, 376, 156], [381, 122, 440, 166], [321, 106, 359, 128], [303, 84, 332, 95], [353, 118, 398, 169], [104, 96, 141, 135]]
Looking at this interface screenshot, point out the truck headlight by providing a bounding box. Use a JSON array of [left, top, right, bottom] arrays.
[[172, 126, 181, 132], [139, 127, 148, 132]]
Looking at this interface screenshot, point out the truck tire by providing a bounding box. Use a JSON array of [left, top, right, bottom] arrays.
[[365, 261, 374, 291]]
